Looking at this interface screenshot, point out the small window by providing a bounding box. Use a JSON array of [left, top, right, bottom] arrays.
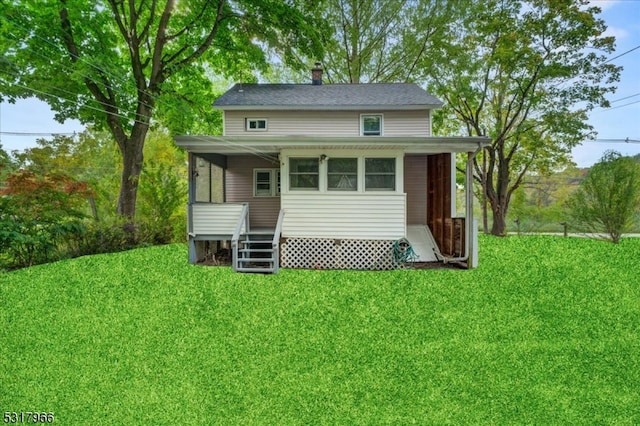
[[328, 158, 358, 191], [365, 158, 395, 191], [246, 118, 268, 131], [361, 114, 382, 136], [289, 158, 319, 190], [254, 169, 280, 197]]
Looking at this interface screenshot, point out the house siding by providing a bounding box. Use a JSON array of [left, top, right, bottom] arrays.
[[192, 203, 246, 236], [226, 155, 280, 228], [281, 193, 406, 239], [224, 110, 431, 137], [405, 155, 428, 225]]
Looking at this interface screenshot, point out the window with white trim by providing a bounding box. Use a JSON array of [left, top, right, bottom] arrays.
[[289, 158, 319, 190], [365, 158, 395, 191], [361, 114, 383, 136], [327, 158, 358, 191], [253, 169, 280, 197], [246, 118, 268, 131]]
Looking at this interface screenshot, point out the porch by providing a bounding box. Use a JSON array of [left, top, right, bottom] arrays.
[[187, 202, 469, 272], [178, 135, 487, 272]]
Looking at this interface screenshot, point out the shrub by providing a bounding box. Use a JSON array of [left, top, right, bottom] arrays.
[[0, 171, 94, 268], [567, 151, 640, 243]]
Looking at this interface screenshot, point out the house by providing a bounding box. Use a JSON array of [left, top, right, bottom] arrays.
[[174, 64, 489, 273]]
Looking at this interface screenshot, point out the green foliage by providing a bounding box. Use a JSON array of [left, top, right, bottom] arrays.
[[0, 171, 93, 268], [426, 0, 620, 236], [138, 164, 187, 243], [0, 143, 14, 182], [509, 166, 583, 233], [2, 237, 640, 423], [567, 151, 640, 243], [306, 0, 463, 84], [0, 0, 323, 219]]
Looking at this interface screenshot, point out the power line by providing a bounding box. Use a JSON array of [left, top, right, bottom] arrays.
[[610, 93, 640, 103], [0, 131, 78, 137], [603, 44, 640, 64], [584, 138, 640, 144], [0, 14, 159, 112], [602, 99, 640, 112]]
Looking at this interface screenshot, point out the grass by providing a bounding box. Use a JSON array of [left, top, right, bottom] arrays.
[[1, 236, 640, 424]]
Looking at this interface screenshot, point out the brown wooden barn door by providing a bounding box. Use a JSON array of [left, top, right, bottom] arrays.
[[426, 153, 452, 253]]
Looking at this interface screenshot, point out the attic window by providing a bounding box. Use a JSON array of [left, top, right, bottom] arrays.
[[361, 114, 383, 136], [246, 118, 268, 131]]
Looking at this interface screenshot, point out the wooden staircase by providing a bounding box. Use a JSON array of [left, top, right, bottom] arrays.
[[232, 208, 284, 274], [236, 230, 278, 273]]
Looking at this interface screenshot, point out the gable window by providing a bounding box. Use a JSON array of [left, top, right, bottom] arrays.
[[361, 114, 383, 136], [327, 158, 358, 191], [365, 158, 395, 191], [254, 169, 280, 197], [246, 118, 268, 131], [289, 158, 319, 190]]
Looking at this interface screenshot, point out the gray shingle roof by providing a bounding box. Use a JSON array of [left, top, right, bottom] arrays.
[[213, 83, 443, 110]]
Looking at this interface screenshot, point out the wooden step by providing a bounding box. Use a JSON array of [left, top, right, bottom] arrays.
[[239, 248, 274, 253], [236, 267, 275, 273], [238, 257, 275, 263]]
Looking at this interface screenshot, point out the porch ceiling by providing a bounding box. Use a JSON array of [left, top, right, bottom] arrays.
[[175, 135, 490, 154]]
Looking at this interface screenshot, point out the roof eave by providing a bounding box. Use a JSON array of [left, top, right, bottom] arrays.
[[175, 135, 489, 154], [212, 104, 443, 111]]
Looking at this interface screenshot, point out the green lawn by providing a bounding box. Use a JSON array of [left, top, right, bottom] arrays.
[[1, 236, 639, 424]]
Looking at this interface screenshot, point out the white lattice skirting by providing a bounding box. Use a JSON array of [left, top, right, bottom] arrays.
[[281, 238, 399, 270]]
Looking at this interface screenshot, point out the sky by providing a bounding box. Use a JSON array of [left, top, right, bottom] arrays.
[[1, 0, 639, 167]]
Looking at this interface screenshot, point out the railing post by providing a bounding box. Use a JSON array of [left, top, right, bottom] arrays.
[[231, 203, 249, 272], [271, 209, 285, 274]]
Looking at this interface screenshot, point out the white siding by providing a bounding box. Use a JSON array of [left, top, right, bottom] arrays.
[[192, 203, 246, 236], [225, 110, 431, 137], [282, 193, 406, 239]]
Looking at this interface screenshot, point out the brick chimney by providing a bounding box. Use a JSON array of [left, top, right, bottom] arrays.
[[311, 62, 323, 85]]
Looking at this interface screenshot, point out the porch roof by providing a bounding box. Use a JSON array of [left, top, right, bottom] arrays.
[[174, 135, 490, 154]]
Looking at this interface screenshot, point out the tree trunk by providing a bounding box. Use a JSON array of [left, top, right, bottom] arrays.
[[116, 135, 145, 220], [490, 204, 507, 236], [482, 150, 489, 233]]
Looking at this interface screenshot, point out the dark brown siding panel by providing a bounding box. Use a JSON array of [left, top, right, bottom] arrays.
[[226, 155, 280, 228], [426, 153, 452, 252], [404, 155, 428, 225]]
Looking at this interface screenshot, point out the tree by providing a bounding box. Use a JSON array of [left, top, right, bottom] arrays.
[[567, 151, 640, 243], [0, 0, 321, 221], [424, 0, 620, 235], [510, 165, 583, 232], [0, 170, 94, 268], [309, 0, 464, 84], [0, 143, 14, 181]]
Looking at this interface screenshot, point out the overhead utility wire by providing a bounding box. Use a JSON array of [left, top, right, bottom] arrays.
[[0, 70, 149, 125], [0, 14, 158, 112], [0, 77, 152, 127], [603, 44, 640, 64], [610, 93, 640, 103], [0, 132, 78, 137], [601, 99, 640, 112], [0, 15, 294, 163]]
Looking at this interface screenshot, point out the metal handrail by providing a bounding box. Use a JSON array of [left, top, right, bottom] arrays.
[[231, 203, 249, 271], [271, 209, 285, 274]]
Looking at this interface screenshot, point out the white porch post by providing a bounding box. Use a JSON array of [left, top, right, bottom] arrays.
[[466, 150, 478, 269], [187, 152, 197, 264]]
